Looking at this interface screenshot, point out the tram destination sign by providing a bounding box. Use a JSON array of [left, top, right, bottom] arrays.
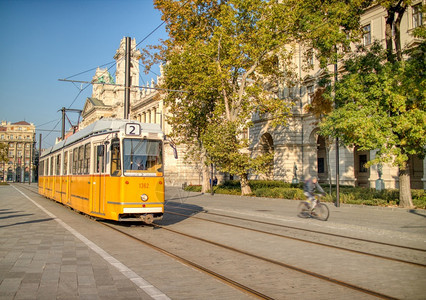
[[125, 123, 141, 136]]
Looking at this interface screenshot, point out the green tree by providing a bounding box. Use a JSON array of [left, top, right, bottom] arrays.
[[152, 0, 296, 194], [287, 0, 370, 68], [0, 142, 7, 164], [0, 142, 7, 181], [320, 40, 426, 208], [318, 1, 425, 207], [292, 1, 424, 207]]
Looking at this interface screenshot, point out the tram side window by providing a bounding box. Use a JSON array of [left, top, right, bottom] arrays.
[[83, 143, 90, 174], [56, 154, 61, 175], [78, 145, 84, 174], [64, 151, 68, 175], [50, 157, 54, 176], [39, 159, 44, 176], [110, 138, 121, 176], [72, 149, 78, 174], [95, 145, 105, 173]]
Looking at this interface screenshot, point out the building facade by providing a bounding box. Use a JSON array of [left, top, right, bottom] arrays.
[[0, 121, 36, 182]]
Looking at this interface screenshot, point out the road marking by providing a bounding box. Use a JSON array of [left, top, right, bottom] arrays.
[[12, 185, 171, 300]]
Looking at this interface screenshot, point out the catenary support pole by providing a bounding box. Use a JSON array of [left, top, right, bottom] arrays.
[[124, 37, 131, 119], [334, 52, 340, 207], [61, 107, 66, 140]]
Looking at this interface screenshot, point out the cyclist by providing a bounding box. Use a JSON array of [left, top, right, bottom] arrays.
[[303, 176, 325, 210]]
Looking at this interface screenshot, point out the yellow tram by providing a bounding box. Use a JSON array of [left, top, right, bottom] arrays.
[[38, 119, 170, 223]]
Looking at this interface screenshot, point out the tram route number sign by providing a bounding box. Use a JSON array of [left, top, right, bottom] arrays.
[[125, 123, 141, 136]]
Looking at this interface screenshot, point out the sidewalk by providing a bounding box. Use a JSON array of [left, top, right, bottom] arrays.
[[0, 184, 166, 300]]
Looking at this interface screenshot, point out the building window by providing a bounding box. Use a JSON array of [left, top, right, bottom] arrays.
[[317, 158, 325, 174], [359, 154, 368, 173], [413, 4, 423, 28], [363, 24, 371, 46], [306, 49, 314, 67], [241, 128, 249, 141], [307, 85, 315, 103]]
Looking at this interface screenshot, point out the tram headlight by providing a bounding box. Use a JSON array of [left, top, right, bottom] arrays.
[[141, 194, 148, 202]]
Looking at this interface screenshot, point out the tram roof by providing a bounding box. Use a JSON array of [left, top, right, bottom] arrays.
[[41, 119, 162, 157]]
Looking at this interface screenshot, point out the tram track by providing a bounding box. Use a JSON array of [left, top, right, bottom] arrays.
[[99, 220, 399, 300], [164, 208, 426, 268], [166, 202, 426, 253], [99, 220, 274, 300]]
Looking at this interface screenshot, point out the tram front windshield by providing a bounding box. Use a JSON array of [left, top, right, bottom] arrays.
[[123, 139, 163, 176]]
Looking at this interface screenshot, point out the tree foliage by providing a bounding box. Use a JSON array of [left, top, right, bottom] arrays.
[[153, 0, 296, 194], [297, 0, 424, 207], [0, 143, 7, 165], [320, 41, 426, 207], [287, 0, 370, 68]]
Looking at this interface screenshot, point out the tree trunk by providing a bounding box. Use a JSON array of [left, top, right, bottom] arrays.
[[201, 164, 210, 194], [385, 11, 395, 63], [399, 162, 413, 208], [240, 173, 252, 195]]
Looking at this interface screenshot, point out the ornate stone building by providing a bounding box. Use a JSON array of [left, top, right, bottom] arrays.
[[0, 121, 36, 182]]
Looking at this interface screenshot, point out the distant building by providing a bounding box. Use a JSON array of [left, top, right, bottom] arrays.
[[0, 121, 36, 182]]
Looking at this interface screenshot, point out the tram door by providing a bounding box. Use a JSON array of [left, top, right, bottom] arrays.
[[92, 145, 106, 215]]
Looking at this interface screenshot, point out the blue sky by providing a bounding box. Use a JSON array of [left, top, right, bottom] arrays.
[[0, 0, 167, 148]]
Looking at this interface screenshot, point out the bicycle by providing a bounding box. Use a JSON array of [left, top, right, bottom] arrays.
[[297, 194, 329, 221]]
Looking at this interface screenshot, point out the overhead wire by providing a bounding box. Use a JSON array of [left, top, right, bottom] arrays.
[[39, 118, 61, 148], [36, 118, 61, 128], [59, 0, 190, 117]]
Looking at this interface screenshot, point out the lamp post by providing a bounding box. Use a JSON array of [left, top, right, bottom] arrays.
[[334, 47, 340, 207]]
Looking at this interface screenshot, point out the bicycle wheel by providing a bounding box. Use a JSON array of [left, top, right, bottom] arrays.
[[313, 203, 329, 221], [297, 201, 311, 218]]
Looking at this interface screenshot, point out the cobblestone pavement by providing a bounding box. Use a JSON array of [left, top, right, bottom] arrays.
[[1, 184, 425, 299]]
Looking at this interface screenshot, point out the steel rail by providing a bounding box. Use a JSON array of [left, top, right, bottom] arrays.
[[166, 202, 426, 253], [152, 223, 398, 300], [165, 210, 426, 268], [99, 221, 274, 300]]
